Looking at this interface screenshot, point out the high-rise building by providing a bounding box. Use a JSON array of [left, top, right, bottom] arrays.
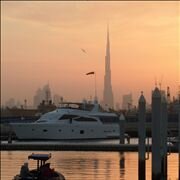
[[33, 84, 52, 108], [122, 93, 133, 110], [5, 98, 16, 108], [103, 25, 114, 109]]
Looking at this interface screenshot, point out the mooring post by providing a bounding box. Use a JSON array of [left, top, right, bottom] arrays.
[[138, 92, 146, 180], [119, 113, 125, 144], [179, 102, 180, 180], [152, 87, 162, 180], [8, 131, 12, 144], [161, 96, 168, 180]]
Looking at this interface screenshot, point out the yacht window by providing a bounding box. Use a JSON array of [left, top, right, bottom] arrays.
[[38, 112, 60, 121], [59, 114, 78, 120], [60, 103, 94, 111], [97, 116, 119, 123], [74, 117, 97, 122], [80, 130, 84, 134], [104, 130, 111, 133], [43, 129, 48, 132]]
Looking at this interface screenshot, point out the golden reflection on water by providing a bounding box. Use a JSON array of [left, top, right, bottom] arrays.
[[1, 151, 178, 180]]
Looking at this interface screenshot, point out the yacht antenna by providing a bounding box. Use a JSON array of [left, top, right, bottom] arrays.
[[24, 99, 27, 109]]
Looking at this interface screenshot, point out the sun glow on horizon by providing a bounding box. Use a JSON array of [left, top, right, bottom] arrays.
[[1, 1, 179, 107]]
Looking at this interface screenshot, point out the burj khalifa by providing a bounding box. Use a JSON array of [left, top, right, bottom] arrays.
[[103, 25, 114, 109]]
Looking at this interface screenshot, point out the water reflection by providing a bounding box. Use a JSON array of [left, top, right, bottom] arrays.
[[119, 152, 125, 180], [1, 151, 178, 180], [93, 159, 99, 180], [105, 159, 111, 180], [7, 151, 13, 160]]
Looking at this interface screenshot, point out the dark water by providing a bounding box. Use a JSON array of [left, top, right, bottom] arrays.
[[1, 151, 178, 180]]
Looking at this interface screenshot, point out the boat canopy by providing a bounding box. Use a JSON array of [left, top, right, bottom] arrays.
[[28, 153, 52, 170], [58, 102, 106, 112], [28, 153, 51, 161]]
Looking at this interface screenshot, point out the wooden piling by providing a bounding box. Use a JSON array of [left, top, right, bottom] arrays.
[[179, 103, 180, 180], [138, 93, 146, 180], [161, 96, 168, 180], [152, 88, 162, 180]]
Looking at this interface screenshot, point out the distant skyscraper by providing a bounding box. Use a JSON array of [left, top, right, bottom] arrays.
[[103, 25, 114, 109], [5, 98, 15, 108], [33, 84, 52, 108], [122, 93, 133, 110]]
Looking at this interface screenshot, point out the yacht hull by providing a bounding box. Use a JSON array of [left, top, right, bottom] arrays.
[[11, 123, 119, 140]]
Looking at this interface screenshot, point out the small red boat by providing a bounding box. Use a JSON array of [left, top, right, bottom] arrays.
[[13, 153, 65, 180]]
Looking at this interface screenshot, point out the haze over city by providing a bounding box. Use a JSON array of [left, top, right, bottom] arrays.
[[1, 1, 179, 107]]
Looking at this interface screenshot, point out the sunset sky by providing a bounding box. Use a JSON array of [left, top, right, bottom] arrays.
[[1, 1, 179, 107]]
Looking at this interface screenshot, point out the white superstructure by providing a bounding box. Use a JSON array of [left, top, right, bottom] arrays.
[[11, 102, 120, 140]]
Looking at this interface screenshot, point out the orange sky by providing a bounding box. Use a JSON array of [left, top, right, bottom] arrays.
[[1, 1, 179, 107]]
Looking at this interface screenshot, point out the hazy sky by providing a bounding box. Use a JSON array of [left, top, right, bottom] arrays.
[[1, 1, 179, 107]]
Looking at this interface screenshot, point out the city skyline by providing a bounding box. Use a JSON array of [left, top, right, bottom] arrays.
[[1, 1, 179, 107]]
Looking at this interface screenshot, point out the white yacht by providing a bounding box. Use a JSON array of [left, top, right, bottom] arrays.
[[11, 102, 120, 140]]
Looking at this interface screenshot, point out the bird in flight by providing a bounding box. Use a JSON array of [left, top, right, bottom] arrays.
[[81, 48, 87, 54]]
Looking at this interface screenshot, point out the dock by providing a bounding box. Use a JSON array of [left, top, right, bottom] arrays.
[[1, 142, 178, 152]]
